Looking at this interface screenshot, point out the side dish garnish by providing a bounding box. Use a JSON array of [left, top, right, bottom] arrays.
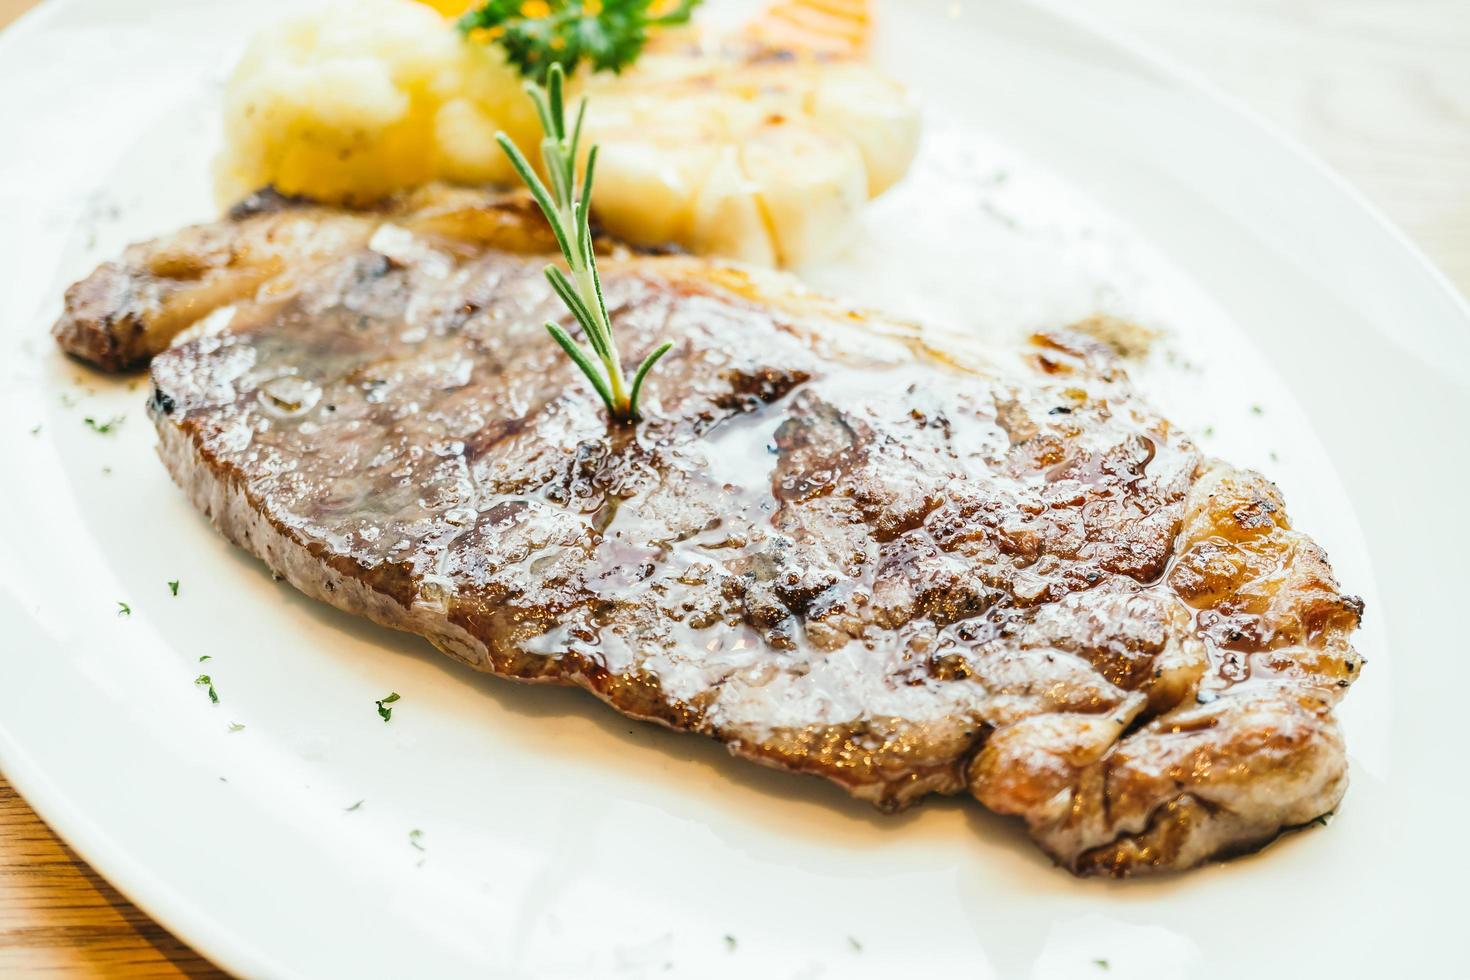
[[496, 63, 671, 422], [459, 0, 701, 81]]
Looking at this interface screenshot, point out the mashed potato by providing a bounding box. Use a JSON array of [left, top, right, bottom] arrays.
[[216, 0, 539, 206], [215, 0, 920, 266]]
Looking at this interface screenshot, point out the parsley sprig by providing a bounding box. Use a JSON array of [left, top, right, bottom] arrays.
[[496, 63, 671, 423], [459, 0, 701, 81]]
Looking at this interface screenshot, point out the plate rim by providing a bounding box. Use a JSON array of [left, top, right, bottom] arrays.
[[0, 0, 1466, 976]]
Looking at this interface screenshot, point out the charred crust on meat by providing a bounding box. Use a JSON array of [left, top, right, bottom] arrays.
[[228, 186, 317, 221], [148, 387, 176, 416]]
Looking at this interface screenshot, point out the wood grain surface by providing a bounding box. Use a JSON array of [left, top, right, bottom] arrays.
[[0, 783, 223, 977], [0, 0, 1466, 976]]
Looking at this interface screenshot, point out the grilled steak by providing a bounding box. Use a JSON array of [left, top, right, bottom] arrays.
[[58, 187, 1365, 876]]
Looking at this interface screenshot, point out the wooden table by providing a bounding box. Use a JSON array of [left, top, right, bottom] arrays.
[[0, 784, 220, 977], [1, 0, 1466, 975]]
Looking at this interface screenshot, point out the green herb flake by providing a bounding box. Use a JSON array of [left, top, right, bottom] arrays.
[[723, 935, 737, 952], [376, 692, 401, 722], [848, 937, 862, 953], [1094, 959, 1110, 971], [199, 655, 211, 662], [83, 414, 124, 434], [29, 424, 41, 436], [1250, 404, 1264, 415], [345, 800, 365, 812], [409, 828, 425, 851], [116, 601, 131, 617], [460, 0, 701, 82], [227, 722, 246, 733], [168, 580, 180, 596], [195, 674, 219, 704]]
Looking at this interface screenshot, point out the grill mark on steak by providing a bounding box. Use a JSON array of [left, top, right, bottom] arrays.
[[73, 187, 1363, 875]]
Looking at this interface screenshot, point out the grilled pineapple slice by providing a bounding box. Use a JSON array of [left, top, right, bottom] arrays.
[[215, 0, 918, 267]]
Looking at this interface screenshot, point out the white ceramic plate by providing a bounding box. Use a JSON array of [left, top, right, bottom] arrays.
[[2, 1, 1467, 977]]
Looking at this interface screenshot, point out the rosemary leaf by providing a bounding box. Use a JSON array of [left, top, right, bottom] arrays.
[[545, 322, 615, 411], [629, 341, 673, 412], [494, 133, 575, 260], [543, 267, 603, 355]]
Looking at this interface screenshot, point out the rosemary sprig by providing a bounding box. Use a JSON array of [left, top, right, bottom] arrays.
[[496, 63, 671, 423]]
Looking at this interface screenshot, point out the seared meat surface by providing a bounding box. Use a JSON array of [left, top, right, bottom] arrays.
[[60, 189, 1364, 875]]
